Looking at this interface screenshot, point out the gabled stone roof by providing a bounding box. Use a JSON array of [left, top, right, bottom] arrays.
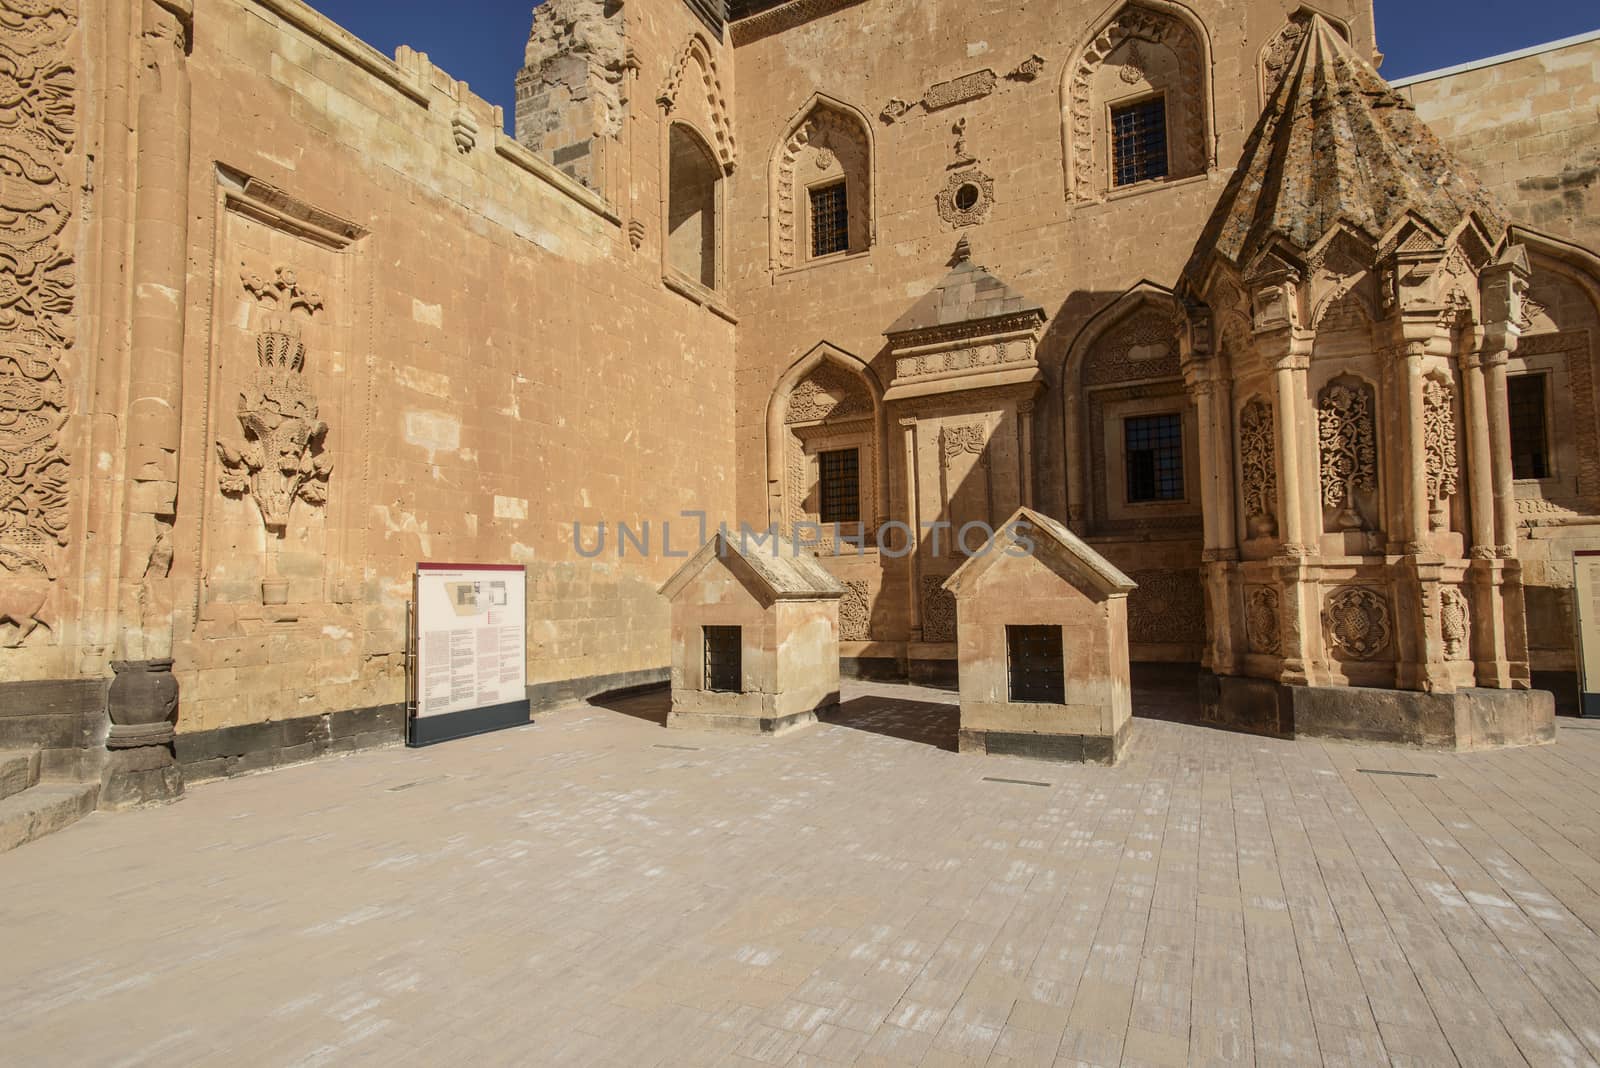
[[943, 507, 1137, 599], [886, 239, 1045, 339], [659, 531, 845, 602], [1185, 15, 1504, 282]]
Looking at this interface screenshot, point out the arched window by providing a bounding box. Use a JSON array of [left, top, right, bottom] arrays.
[[667, 123, 722, 291], [770, 95, 874, 272], [1064, 1, 1213, 202]]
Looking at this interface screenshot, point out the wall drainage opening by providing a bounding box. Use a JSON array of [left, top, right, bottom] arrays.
[[654, 744, 702, 752], [983, 776, 1052, 788], [388, 775, 449, 792]]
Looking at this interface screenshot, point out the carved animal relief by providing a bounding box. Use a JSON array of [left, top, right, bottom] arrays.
[[1318, 380, 1378, 530], [1324, 586, 1392, 660], [217, 266, 334, 535], [1238, 399, 1278, 537], [1423, 375, 1459, 524], [0, 0, 78, 645]]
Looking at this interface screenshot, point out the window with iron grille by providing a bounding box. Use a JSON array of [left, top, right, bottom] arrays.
[[1111, 98, 1169, 188], [818, 448, 860, 525], [809, 182, 850, 258], [1007, 626, 1066, 704], [1125, 413, 1184, 503], [1509, 374, 1550, 480], [703, 626, 742, 693]]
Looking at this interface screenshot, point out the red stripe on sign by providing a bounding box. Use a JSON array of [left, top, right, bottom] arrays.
[[416, 563, 527, 572]]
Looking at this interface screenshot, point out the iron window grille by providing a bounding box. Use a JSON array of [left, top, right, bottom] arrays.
[[1508, 373, 1550, 480], [1007, 625, 1066, 704], [809, 182, 850, 258], [818, 448, 861, 525], [1111, 97, 1169, 188], [1125, 413, 1185, 502], [703, 626, 742, 693]]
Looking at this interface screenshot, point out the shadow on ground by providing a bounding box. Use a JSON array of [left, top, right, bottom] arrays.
[[822, 696, 960, 752], [590, 686, 670, 727]]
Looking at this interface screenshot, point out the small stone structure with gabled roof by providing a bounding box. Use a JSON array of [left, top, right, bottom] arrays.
[[658, 532, 845, 735], [943, 508, 1138, 765]]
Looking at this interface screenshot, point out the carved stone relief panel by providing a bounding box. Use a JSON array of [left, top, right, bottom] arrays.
[[0, 0, 78, 647], [1441, 585, 1470, 661], [1422, 374, 1459, 528], [921, 575, 956, 642], [840, 579, 871, 641], [1318, 376, 1379, 532], [1128, 569, 1205, 646], [1238, 398, 1278, 538], [1324, 586, 1392, 660], [1083, 309, 1182, 386], [1245, 585, 1281, 655]]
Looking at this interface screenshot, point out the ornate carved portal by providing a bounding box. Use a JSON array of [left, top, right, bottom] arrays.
[[217, 266, 334, 536], [0, 0, 78, 646]]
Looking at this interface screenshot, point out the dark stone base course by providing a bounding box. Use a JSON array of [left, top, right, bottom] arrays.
[[0, 678, 109, 777], [1200, 672, 1557, 750], [528, 667, 669, 710], [908, 659, 958, 689], [177, 703, 407, 782], [101, 746, 184, 810], [958, 720, 1131, 766], [409, 700, 530, 748], [841, 657, 905, 681]]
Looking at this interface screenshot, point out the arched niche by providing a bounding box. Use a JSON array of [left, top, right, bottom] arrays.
[[764, 343, 889, 539], [658, 33, 736, 174], [1061, 282, 1192, 534], [665, 122, 722, 291], [768, 94, 875, 273], [1062, 0, 1215, 203]]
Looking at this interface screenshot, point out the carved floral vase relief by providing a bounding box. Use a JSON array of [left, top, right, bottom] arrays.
[[216, 264, 334, 601], [1318, 377, 1378, 533]]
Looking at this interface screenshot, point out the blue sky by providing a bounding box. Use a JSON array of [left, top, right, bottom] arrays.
[[306, 1, 1598, 129]]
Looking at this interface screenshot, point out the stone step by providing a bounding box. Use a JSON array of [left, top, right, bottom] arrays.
[[0, 749, 40, 803], [0, 783, 99, 854]]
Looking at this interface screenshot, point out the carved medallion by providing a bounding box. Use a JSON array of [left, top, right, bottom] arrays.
[[1246, 586, 1281, 655], [936, 168, 994, 229], [1324, 586, 1392, 660]]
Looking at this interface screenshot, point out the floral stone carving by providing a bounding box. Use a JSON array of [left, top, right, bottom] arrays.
[[921, 576, 956, 642], [0, 0, 78, 646], [1318, 379, 1377, 530], [841, 579, 870, 641], [217, 266, 333, 534], [1239, 398, 1278, 538], [1423, 375, 1459, 525], [1324, 586, 1392, 660], [1128, 569, 1205, 645]]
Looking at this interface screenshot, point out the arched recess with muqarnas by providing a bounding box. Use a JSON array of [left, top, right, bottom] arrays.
[[768, 94, 875, 273], [1062, 0, 1215, 202], [764, 342, 889, 540], [657, 32, 736, 174], [665, 122, 723, 291]]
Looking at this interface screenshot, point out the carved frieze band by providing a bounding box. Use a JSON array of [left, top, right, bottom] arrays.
[[895, 337, 1031, 381], [0, 0, 78, 645]]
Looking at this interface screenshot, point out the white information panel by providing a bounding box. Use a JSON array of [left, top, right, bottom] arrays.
[[411, 563, 529, 745], [1575, 551, 1600, 718]]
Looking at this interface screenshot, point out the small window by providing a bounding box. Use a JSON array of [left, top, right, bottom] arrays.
[[818, 448, 861, 525], [1007, 626, 1065, 704], [809, 182, 849, 258], [1125, 413, 1184, 502], [1111, 98, 1169, 188], [703, 626, 742, 693], [1508, 374, 1550, 480]]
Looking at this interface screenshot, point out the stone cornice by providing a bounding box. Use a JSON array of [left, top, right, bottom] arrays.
[[730, 0, 867, 46]]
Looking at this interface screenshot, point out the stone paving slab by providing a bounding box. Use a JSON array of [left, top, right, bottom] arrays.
[[5, 681, 1600, 1066]]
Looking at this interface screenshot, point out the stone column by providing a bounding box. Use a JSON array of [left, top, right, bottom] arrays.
[[104, 0, 195, 807], [1460, 350, 1511, 687], [1016, 401, 1034, 510], [901, 417, 923, 642]]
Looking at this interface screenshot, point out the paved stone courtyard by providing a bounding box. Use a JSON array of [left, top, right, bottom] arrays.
[[7, 680, 1600, 1067]]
